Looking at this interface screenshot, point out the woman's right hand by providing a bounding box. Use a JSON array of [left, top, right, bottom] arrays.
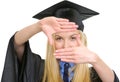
[[14, 16, 78, 61], [37, 16, 78, 44]]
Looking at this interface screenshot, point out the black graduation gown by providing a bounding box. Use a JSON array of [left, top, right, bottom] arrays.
[[1, 35, 119, 82]]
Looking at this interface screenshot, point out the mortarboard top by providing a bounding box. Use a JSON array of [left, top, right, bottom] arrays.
[[33, 0, 99, 31]]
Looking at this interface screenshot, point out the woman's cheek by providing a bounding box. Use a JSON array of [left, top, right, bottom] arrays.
[[55, 42, 64, 49]]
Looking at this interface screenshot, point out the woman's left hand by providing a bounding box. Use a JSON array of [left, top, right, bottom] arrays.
[[54, 44, 98, 64]]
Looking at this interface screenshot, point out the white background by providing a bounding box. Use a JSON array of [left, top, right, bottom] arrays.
[[0, 0, 120, 80]]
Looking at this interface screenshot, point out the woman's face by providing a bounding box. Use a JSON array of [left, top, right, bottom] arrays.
[[54, 30, 81, 50]]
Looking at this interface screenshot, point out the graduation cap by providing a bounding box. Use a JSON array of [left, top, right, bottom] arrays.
[[33, 0, 99, 31]]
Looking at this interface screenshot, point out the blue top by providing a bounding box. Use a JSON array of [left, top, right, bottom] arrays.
[[59, 61, 74, 82]]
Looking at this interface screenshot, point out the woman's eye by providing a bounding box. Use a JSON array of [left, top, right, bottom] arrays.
[[71, 37, 77, 40], [55, 37, 63, 41]]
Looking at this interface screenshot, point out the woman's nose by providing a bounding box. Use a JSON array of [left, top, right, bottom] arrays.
[[64, 40, 71, 48]]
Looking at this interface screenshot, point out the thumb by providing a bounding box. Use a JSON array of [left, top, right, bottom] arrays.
[[48, 34, 53, 45], [76, 34, 84, 47]]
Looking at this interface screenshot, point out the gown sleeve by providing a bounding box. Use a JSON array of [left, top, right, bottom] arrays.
[[1, 34, 45, 82], [90, 67, 119, 82]]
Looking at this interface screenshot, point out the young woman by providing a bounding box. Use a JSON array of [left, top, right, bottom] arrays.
[[1, 1, 119, 82]]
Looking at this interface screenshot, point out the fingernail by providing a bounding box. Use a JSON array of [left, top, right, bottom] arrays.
[[55, 50, 58, 52], [76, 25, 79, 28]]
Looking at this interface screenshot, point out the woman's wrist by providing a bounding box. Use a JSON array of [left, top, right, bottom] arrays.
[[35, 21, 43, 32], [89, 52, 101, 67]]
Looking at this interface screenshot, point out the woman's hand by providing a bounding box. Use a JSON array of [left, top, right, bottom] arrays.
[[37, 17, 78, 44], [54, 34, 115, 82], [55, 47, 97, 64], [54, 41, 98, 65]]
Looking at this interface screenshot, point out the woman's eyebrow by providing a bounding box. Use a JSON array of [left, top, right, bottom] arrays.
[[54, 35, 63, 38], [54, 35, 61, 37], [71, 33, 80, 37]]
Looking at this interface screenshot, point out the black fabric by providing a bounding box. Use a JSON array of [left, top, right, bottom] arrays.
[[33, 0, 99, 31], [1, 35, 18, 82], [114, 71, 120, 82], [1, 35, 119, 82], [1, 35, 45, 82], [90, 67, 102, 82]]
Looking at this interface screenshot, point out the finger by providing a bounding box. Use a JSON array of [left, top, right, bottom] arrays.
[[55, 55, 74, 59], [48, 36, 53, 45], [59, 21, 76, 26], [60, 24, 78, 29], [55, 51, 74, 56], [59, 28, 77, 32], [55, 53, 82, 59], [76, 34, 84, 47], [54, 25, 77, 33], [47, 33, 54, 45], [58, 21, 78, 29], [55, 47, 74, 53], [56, 18, 69, 22], [76, 34, 81, 46]]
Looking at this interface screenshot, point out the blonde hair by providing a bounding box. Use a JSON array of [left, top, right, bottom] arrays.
[[42, 30, 91, 82]]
